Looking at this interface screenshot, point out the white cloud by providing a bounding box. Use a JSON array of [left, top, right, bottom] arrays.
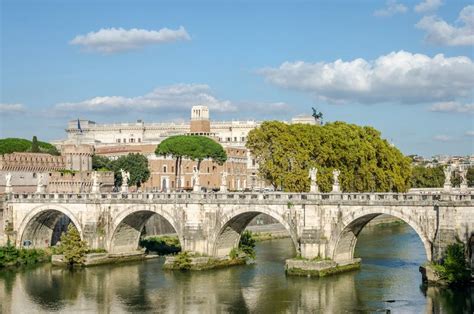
[[55, 84, 236, 113], [70, 26, 190, 53], [0, 103, 25, 114], [466, 131, 474, 137], [414, 0, 443, 13], [433, 134, 453, 142], [416, 5, 474, 46], [259, 50, 474, 104], [429, 101, 474, 113], [374, 0, 408, 17]]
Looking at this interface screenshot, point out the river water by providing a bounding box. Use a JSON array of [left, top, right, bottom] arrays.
[[1, 222, 472, 313]]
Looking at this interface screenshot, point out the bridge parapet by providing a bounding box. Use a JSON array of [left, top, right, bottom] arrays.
[[3, 191, 472, 205]]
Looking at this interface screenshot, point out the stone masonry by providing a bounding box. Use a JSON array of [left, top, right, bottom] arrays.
[[1, 191, 473, 266]]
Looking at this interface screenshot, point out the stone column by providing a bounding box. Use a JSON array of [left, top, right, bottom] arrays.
[[459, 167, 468, 193], [331, 169, 341, 193], [192, 169, 201, 192], [36, 173, 45, 193], [4, 173, 12, 194], [91, 171, 100, 194], [443, 166, 452, 192], [309, 168, 318, 193], [219, 171, 228, 193]]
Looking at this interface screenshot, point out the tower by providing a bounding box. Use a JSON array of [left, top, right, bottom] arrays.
[[190, 105, 210, 134]]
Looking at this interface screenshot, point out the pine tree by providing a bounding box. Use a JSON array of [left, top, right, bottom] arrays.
[[58, 224, 88, 266], [31, 136, 40, 153]]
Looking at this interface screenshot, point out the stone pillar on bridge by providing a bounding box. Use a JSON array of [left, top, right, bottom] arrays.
[[309, 168, 318, 193], [35, 174, 45, 193], [459, 167, 468, 193], [120, 169, 129, 193], [192, 169, 201, 193], [4, 173, 12, 194], [219, 171, 228, 193], [331, 169, 341, 193], [443, 166, 452, 192]]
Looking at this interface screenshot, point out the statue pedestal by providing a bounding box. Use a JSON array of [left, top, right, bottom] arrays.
[[443, 183, 452, 193], [219, 186, 227, 193], [91, 184, 100, 194], [193, 185, 201, 193], [121, 185, 128, 193], [460, 183, 468, 193], [310, 184, 318, 193], [36, 185, 45, 194], [5, 186, 12, 194], [331, 184, 340, 193]]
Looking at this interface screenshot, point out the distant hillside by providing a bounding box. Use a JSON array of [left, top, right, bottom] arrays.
[[0, 138, 60, 155]]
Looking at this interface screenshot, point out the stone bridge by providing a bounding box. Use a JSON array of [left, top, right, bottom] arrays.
[[1, 191, 473, 266]]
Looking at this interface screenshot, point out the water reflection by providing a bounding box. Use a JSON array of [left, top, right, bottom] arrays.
[[1, 223, 472, 313]]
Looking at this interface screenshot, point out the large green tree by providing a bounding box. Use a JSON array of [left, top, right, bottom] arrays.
[[112, 153, 150, 188], [155, 135, 227, 190], [92, 155, 112, 171], [410, 166, 445, 188], [246, 121, 411, 192], [0, 138, 60, 155]]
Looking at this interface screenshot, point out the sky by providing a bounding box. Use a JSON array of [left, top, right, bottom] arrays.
[[1, 0, 473, 157]]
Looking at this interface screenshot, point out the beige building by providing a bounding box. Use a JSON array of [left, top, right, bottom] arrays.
[[57, 106, 320, 191], [0, 144, 113, 194]]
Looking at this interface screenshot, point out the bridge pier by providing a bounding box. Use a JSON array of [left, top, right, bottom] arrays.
[[1, 192, 472, 275]]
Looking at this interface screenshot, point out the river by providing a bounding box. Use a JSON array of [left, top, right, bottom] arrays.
[[1, 222, 472, 313]]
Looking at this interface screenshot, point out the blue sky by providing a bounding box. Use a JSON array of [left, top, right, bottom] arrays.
[[1, 0, 473, 157]]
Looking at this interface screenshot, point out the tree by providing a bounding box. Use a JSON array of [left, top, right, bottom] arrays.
[[155, 135, 227, 190], [410, 166, 444, 188], [0, 138, 60, 155], [92, 155, 112, 171], [433, 243, 471, 286], [467, 167, 474, 187], [31, 136, 40, 153], [112, 153, 150, 188], [246, 121, 411, 192], [58, 224, 88, 267]]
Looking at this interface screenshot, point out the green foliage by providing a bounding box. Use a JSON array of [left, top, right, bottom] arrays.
[[92, 155, 112, 171], [0, 138, 60, 155], [140, 236, 181, 255], [31, 136, 40, 153], [0, 240, 50, 268], [432, 243, 471, 286], [58, 224, 89, 266], [246, 121, 411, 192], [410, 166, 445, 188], [238, 230, 256, 259], [467, 167, 474, 187], [172, 251, 192, 270], [155, 135, 227, 189], [111, 153, 150, 188]]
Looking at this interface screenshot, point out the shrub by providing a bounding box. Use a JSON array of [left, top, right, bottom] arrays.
[[173, 251, 192, 270], [433, 243, 471, 286], [139, 236, 181, 255], [58, 224, 89, 267]]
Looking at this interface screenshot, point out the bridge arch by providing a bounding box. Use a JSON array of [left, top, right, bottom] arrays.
[[17, 204, 83, 248], [331, 207, 432, 263], [211, 206, 298, 257], [108, 205, 182, 254]]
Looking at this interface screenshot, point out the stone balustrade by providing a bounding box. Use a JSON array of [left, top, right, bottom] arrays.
[[4, 190, 472, 203]]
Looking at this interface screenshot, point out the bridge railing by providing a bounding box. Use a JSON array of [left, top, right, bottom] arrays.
[[4, 191, 473, 203]]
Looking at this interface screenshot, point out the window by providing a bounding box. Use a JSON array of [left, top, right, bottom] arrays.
[[117, 139, 121, 143], [123, 138, 126, 143], [241, 137, 245, 142], [234, 137, 237, 142], [171, 166, 174, 173], [138, 138, 141, 142], [207, 167, 210, 172], [163, 166, 167, 173]]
